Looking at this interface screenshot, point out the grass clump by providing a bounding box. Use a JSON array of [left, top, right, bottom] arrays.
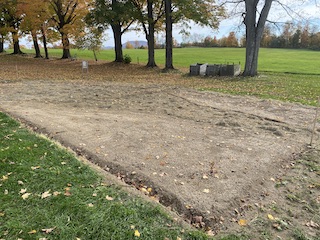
[[0, 112, 209, 240]]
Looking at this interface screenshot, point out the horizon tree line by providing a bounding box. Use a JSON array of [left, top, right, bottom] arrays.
[[0, 0, 318, 76]]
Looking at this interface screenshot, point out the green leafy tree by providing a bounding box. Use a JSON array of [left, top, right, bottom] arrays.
[[131, 0, 165, 67], [89, 0, 136, 62], [75, 26, 104, 61], [164, 0, 225, 70]]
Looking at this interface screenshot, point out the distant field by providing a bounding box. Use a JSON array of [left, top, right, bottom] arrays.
[[15, 47, 320, 75]]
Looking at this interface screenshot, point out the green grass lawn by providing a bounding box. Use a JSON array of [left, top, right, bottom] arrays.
[[17, 47, 320, 74], [0, 112, 214, 240]]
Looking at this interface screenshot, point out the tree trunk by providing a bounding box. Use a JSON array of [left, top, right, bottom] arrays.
[[164, 0, 174, 70], [31, 31, 42, 58], [146, 0, 157, 67], [0, 36, 3, 53], [93, 50, 98, 61], [111, 23, 123, 62], [41, 25, 49, 59], [61, 32, 71, 59], [243, 0, 273, 76], [12, 31, 23, 54]]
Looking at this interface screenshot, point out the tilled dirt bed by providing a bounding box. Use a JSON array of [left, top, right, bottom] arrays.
[[0, 79, 319, 233]]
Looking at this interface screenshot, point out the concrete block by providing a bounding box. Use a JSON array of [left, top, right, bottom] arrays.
[[206, 64, 220, 76], [190, 64, 200, 76]]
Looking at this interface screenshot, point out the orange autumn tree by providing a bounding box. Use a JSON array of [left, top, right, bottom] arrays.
[[19, 0, 52, 58], [0, 0, 24, 54], [49, 0, 90, 59]]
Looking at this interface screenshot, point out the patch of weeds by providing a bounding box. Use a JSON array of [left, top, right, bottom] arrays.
[[286, 194, 301, 203], [123, 54, 132, 64], [218, 233, 250, 240], [292, 228, 311, 240]]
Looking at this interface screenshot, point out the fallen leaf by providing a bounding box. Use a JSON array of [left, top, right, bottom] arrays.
[[4, 189, 8, 195], [61, 162, 67, 165], [28, 229, 37, 234], [202, 174, 208, 179], [92, 193, 97, 197], [268, 214, 275, 220], [238, 219, 247, 226], [41, 190, 52, 199], [20, 188, 27, 194], [64, 187, 71, 196], [18, 180, 24, 185], [0, 212, 5, 217], [31, 166, 40, 170], [130, 225, 135, 229], [203, 189, 210, 193], [2, 175, 8, 181], [41, 227, 56, 234], [87, 203, 94, 207], [306, 220, 319, 229], [177, 237, 182, 240], [134, 230, 140, 237], [140, 187, 149, 194], [105, 195, 114, 201], [53, 191, 61, 196], [22, 193, 32, 200]]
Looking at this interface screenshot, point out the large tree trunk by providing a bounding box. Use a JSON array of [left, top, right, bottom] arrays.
[[243, 0, 273, 76], [146, 0, 157, 67], [41, 25, 49, 59], [61, 32, 71, 59], [31, 31, 42, 58], [164, 0, 174, 70], [111, 23, 123, 62], [12, 31, 23, 54]]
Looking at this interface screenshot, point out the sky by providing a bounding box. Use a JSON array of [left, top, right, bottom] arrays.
[[102, 18, 239, 47], [89, 1, 320, 47], [9, 1, 320, 49]]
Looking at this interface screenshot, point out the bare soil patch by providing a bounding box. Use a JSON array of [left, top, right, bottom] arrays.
[[0, 55, 319, 238]]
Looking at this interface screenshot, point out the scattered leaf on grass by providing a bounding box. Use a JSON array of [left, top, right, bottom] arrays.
[[53, 191, 61, 196], [238, 219, 247, 226], [134, 230, 140, 237], [0, 212, 5, 217], [87, 203, 94, 207], [105, 195, 114, 201], [31, 166, 40, 170], [2, 175, 8, 181], [22, 193, 32, 200], [28, 230, 37, 234], [41, 190, 52, 199], [20, 188, 27, 194], [17, 180, 24, 185], [4, 189, 8, 195], [64, 187, 71, 196], [41, 227, 56, 234]]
